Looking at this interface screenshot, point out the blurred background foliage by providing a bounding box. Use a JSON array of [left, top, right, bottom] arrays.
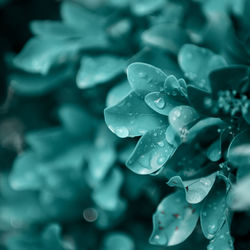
[[0, 0, 250, 250]]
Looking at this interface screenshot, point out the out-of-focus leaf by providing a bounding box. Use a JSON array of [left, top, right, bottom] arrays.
[[149, 191, 200, 246], [77, 55, 126, 89], [178, 44, 227, 91], [142, 24, 190, 54], [126, 126, 176, 174], [167, 172, 217, 204], [104, 91, 168, 138]]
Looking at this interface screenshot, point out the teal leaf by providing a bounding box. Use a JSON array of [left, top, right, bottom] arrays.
[[126, 126, 176, 174], [164, 75, 187, 98], [77, 55, 126, 89], [187, 85, 214, 115], [9, 151, 42, 190], [207, 139, 222, 162], [207, 220, 234, 250], [127, 63, 167, 97], [131, 0, 165, 16], [168, 105, 200, 140], [186, 117, 225, 142], [104, 91, 168, 138], [145, 91, 185, 116], [9, 64, 74, 96], [142, 24, 190, 54], [167, 172, 217, 204], [30, 21, 82, 39], [178, 44, 227, 91], [149, 191, 200, 246], [227, 129, 250, 167], [58, 104, 94, 137], [93, 169, 124, 211], [101, 232, 135, 250], [200, 180, 228, 239], [209, 65, 249, 95], [106, 80, 131, 107]]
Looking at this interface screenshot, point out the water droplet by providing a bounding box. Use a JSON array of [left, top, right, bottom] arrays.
[[208, 224, 217, 234], [174, 110, 181, 118], [115, 127, 129, 138], [83, 208, 98, 222], [157, 141, 164, 147], [200, 178, 211, 186], [154, 97, 165, 109], [138, 72, 147, 78], [157, 157, 166, 165]]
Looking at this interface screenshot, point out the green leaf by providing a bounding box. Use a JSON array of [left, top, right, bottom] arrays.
[[142, 24, 190, 54], [167, 172, 217, 204], [106, 80, 131, 107], [131, 0, 165, 16], [101, 232, 135, 250], [149, 191, 200, 246], [9, 64, 74, 96], [126, 126, 176, 174], [104, 91, 168, 138], [127, 63, 167, 97], [168, 105, 200, 140], [200, 180, 228, 239], [227, 129, 250, 167], [77, 55, 126, 89], [207, 220, 234, 250], [93, 169, 125, 211], [178, 44, 227, 91]]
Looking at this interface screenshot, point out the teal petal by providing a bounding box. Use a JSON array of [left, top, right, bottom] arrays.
[[127, 63, 167, 97], [207, 220, 234, 250], [93, 169, 124, 211], [104, 91, 168, 138], [142, 24, 190, 54], [77, 55, 126, 89], [106, 80, 131, 107], [168, 105, 200, 140], [227, 129, 250, 167], [200, 180, 228, 239], [101, 232, 135, 250], [131, 0, 165, 16], [178, 44, 227, 91], [164, 75, 187, 98], [149, 191, 200, 246], [167, 172, 217, 204], [126, 126, 176, 174]]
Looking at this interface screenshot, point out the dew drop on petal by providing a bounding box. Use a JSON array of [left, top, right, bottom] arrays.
[[154, 97, 165, 109], [115, 127, 129, 138]]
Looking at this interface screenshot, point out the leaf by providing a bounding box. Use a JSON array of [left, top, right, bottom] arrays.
[[227, 129, 250, 167], [9, 64, 74, 96], [178, 44, 227, 91], [101, 232, 135, 250], [242, 100, 250, 124], [200, 180, 228, 239], [30, 21, 82, 39], [209, 65, 249, 96], [104, 91, 168, 138], [142, 24, 190, 54], [9, 151, 42, 190], [168, 105, 200, 140], [127, 63, 167, 97], [77, 55, 126, 89], [131, 0, 165, 16], [207, 220, 234, 250], [13, 37, 85, 74], [149, 191, 200, 246], [93, 169, 125, 211], [106, 80, 131, 107], [167, 172, 217, 204], [126, 126, 176, 174], [206, 139, 222, 162]]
